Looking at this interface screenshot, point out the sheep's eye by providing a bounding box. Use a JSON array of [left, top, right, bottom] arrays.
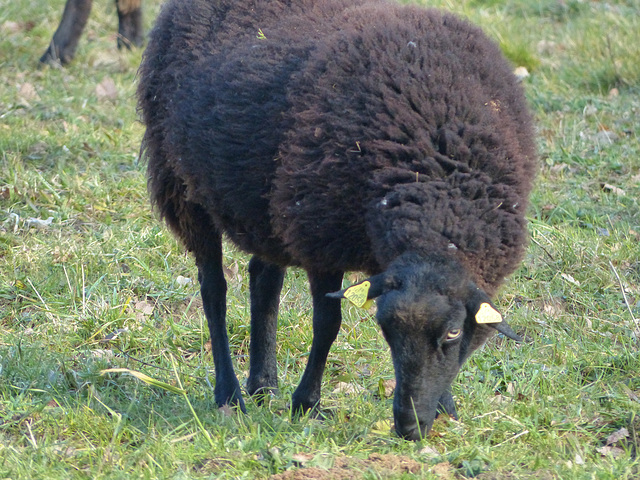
[[446, 328, 462, 341]]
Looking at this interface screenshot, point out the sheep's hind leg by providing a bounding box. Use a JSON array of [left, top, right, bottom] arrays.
[[197, 237, 246, 413], [247, 257, 286, 402], [291, 270, 344, 415]]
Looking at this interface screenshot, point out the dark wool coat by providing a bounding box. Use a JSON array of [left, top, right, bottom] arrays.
[[138, 0, 537, 295]]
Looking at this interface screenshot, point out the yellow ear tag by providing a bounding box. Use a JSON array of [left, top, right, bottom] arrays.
[[475, 303, 502, 324], [343, 281, 373, 309]]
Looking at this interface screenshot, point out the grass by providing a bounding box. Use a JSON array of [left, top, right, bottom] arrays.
[[1, 0, 639, 478]]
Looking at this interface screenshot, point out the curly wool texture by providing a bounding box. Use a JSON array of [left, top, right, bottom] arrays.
[[138, 0, 537, 293]]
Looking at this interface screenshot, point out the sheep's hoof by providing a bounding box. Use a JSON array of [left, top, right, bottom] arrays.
[[215, 388, 247, 414], [248, 386, 278, 406], [224, 400, 247, 415], [290, 401, 334, 421], [309, 407, 335, 421]]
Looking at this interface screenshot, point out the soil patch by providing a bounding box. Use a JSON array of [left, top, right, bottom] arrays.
[[269, 453, 424, 480]]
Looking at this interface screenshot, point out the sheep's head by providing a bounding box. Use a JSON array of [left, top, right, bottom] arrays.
[[328, 252, 520, 441]]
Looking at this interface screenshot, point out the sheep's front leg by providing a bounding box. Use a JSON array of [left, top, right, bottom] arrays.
[[116, 0, 144, 50], [291, 270, 344, 414], [247, 256, 286, 401], [197, 239, 246, 413], [40, 0, 93, 65]]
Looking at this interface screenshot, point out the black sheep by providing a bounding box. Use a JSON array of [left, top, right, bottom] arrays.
[[40, 0, 143, 65], [137, 0, 537, 440]]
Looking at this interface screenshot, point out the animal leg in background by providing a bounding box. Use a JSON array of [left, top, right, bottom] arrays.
[[40, 0, 143, 65], [116, 0, 143, 50], [291, 271, 344, 414], [40, 0, 93, 65], [197, 235, 247, 413], [247, 257, 286, 400]]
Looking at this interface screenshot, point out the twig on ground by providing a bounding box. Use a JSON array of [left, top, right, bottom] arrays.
[[608, 260, 639, 336]]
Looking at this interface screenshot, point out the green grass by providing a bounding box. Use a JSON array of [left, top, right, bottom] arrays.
[[1, 0, 640, 478]]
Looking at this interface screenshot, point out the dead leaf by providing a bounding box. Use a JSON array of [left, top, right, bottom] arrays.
[[81, 142, 96, 156], [537, 40, 556, 54], [223, 262, 242, 282], [430, 413, 456, 434], [549, 163, 569, 174], [584, 104, 598, 116], [134, 300, 154, 316], [102, 328, 129, 342], [596, 445, 625, 458], [93, 50, 122, 68], [513, 66, 529, 81], [605, 427, 629, 445], [368, 453, 422, 474], [618, 383, 640, 403], [28, 142, 48, 158], [594, 130, 618, 144], [291, 453, 313, 466], [332, 382, 364, 395], [18, 83, 40, 101], [26, 217, 53, 229], [561, 273, 580, 286], [431, 462, 454, 479], [371, 419, 392, 435], [601, 183, 625, 196], [347, 272, 366, 283], [2, 21, 21, 33], [95, 77, 118, 101], [92, 349, 114, 360], [543, 303, 563, 317], [419, 445, 439, 456], [176, 275, 192, 287], [380, 379, 396, 398], [218, 404, 234, 417]]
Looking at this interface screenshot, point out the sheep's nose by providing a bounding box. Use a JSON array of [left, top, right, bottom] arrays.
[[393, 406, 433, 440]]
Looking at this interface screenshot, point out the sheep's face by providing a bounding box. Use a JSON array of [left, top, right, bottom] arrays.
[[328, 253, 520, 441], [377, 276, 480, 440]]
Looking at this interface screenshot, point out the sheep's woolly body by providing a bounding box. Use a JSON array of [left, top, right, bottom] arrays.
[[138, 0, 537, 294], [138, 0, 537, 440]]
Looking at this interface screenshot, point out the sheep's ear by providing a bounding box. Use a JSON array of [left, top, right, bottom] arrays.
[[326, 273, 387, 309], [467, 286, 522, 342]]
